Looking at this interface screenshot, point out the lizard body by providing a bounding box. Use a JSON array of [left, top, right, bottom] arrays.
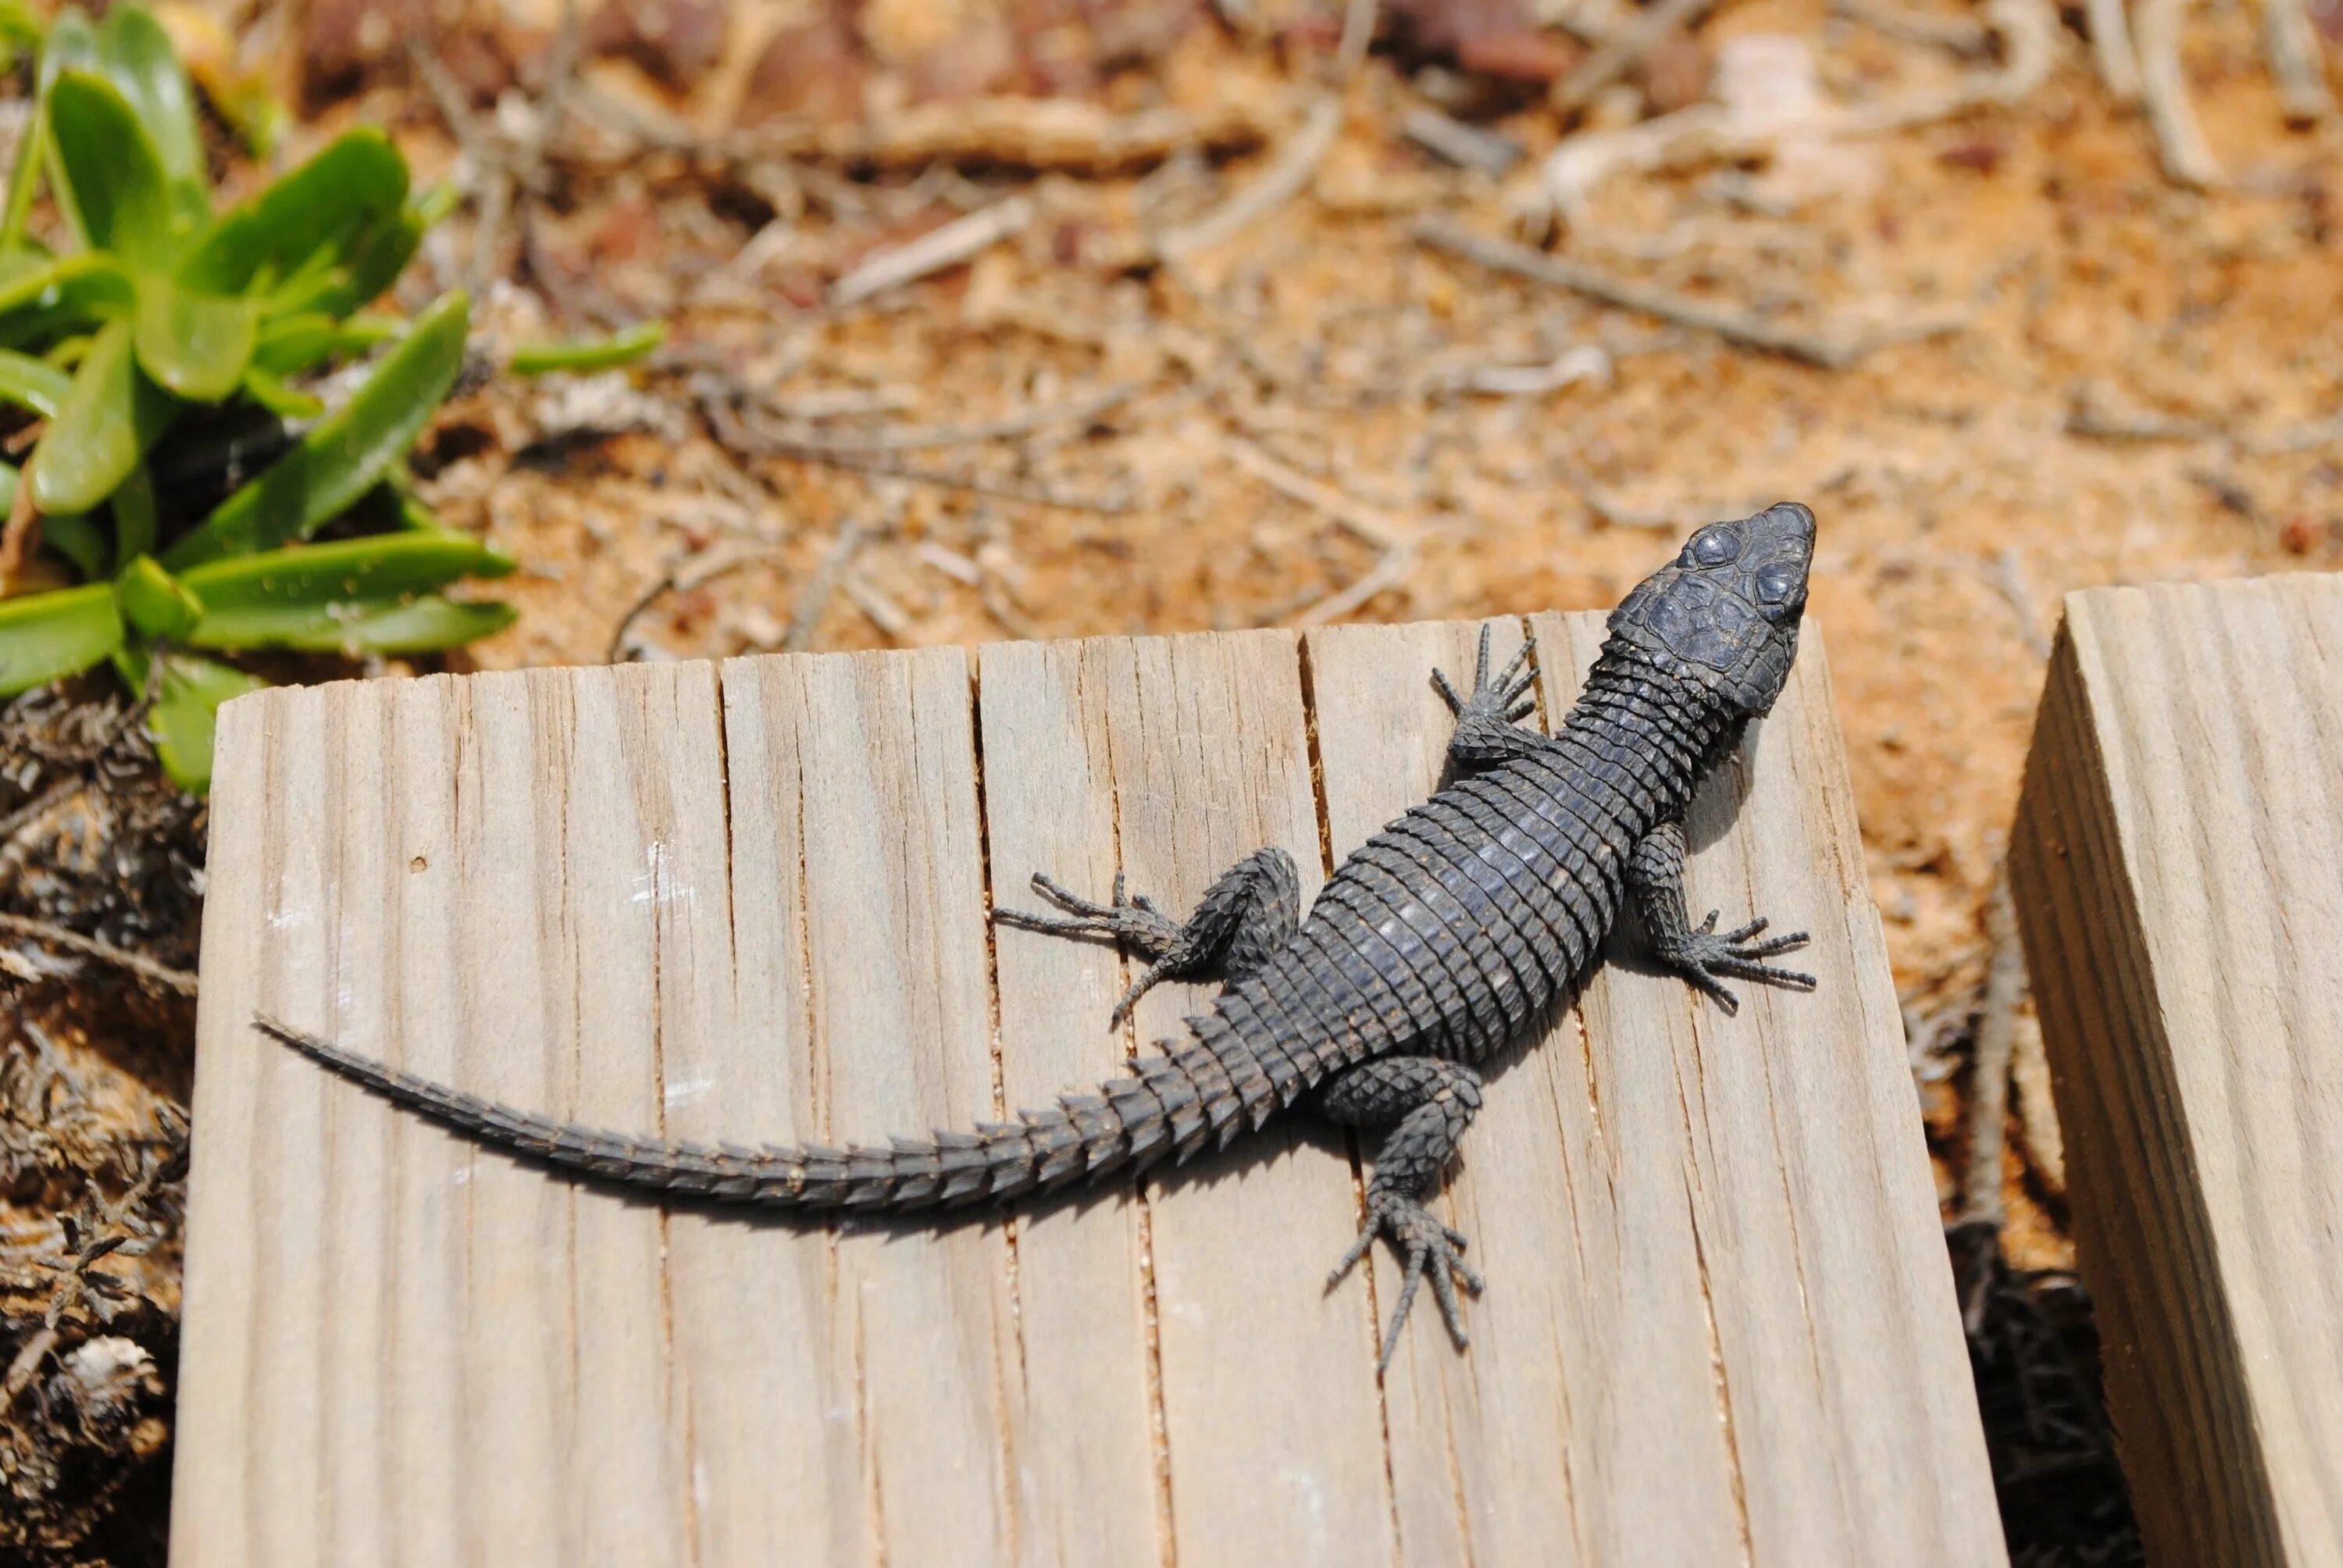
[[258, 503, 1820, 1366]]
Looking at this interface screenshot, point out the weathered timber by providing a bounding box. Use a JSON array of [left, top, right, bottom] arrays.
[[2011, 577, 2343, 1568], [173, 617, 2002, 1566]]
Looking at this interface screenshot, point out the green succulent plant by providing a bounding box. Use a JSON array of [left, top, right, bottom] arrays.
[[0, 4, 512, 791]]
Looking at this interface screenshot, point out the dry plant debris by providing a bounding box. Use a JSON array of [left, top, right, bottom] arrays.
[[10, 0, 2343, 1553], [2, 686, 196, 1564]]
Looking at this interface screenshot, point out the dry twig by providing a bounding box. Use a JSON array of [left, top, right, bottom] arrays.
[[1223, 437, 1421, 626], [1962, 874, 2028, 1228], [1157, 97, 1344, 258], [0, 913, 198, 998], [762, 383, 1138, 454], [1538, 0, 2055, 221], [567, 91, 1275, 175], [787, 522, 870, 652], [1553, 0, 1720, 116], [1418, 219, 1969, 369], [2065, 387, 2343, 454], [831, 198, 1036, 308], [701, 389, 1133, 514], [1402, 107, 1523, 175], [1987, 548, 2052, 659], [0, 476, 41, 594], [1830, 0, 1992, 56], [1558, 466, 1756, 530], [0, 1125, 185, 1417], [1223, 436, 1412, 550], [2264, 0, 2338, 124], [605, 548, 788, 664], [2136, 0, 2223, 187], [1296, 543, 1419, 626], [2086, 0, 2145, 102]]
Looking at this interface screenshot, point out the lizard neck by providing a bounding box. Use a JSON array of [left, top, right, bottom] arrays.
[[1566, 637, 1749, 819]]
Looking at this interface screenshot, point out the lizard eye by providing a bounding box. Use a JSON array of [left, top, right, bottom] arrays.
[[1755, 564, 1803, 605], [1685, 526, 1739, 566]]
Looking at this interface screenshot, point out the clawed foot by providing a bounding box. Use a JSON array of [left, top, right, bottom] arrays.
[[1433, 625, 1538, 730], [993, 871, 1188, 1025], [1328, 1192, 1484, 1372], [1660, 913, 1816, 1015]]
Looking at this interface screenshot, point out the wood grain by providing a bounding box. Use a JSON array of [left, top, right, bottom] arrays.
[[2011, 577, 2343, 1568], [177, 617, 2002, 1566]]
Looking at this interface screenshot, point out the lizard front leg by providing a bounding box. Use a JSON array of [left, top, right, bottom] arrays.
[[994, 846, 1300, 1028], [1628, 818, 1816, 1014], [1432, 625, 1545, 772], [1319, 1057, 1484, 1370]]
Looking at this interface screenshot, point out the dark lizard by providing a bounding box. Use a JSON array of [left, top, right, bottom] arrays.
[[255, 502, 1821, 1368]]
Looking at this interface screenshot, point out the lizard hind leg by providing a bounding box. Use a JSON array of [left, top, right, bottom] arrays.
[[993, 846, 1301, 1028], [1318, 1057, 1485, 1371]]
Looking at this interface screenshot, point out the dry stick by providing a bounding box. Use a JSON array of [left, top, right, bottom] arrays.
[[0, 472, 40, 591], [1402, 107, 1524, 175], [1157, 96, 1344, 258], [0, 775, 78, 849], [2065, 398, 2220, 442], [0, 911, 198, 997], [605, 550, 789, 664], [0, 1143, 184, 1416], [1222, 437, 1421, 625], [2248, 412, 2343, 454], [1988, 547, 2052, 659], [1335, 0, 1381, 76], [1177, 0, 1367, 271], [1296, 543, 1418, 627], [2136, 0, 2223, 187], [786, 522, 868, 652], [777, 438, 1132, 513], [1417, 218, 1969, 369], [1558, 465, 1755, 531], [562, 90, 1275, 176], [407, 43, 508, 300], [2067, 388, 2343, 453], [1961, 874, 2027, 1231], [2264, 0, 2337, 124], [703, 394, 1132, 513], [1830, 0, 1992, 56], [829, 198, 1036, 308], [1223, 436, 1410, 550], [761, 382, 1139, 454], [1542, 0, 2054, 218], [1553, 0, 1718, 116], [2087, 0, 2145, 102], [2010, 998, 2066, 1194]]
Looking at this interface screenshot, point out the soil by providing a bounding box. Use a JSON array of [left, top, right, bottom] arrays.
[[5, 0, 2340, 1556]]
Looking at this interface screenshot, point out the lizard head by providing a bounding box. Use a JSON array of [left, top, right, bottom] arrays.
[[1609, 502, 1814, 716]]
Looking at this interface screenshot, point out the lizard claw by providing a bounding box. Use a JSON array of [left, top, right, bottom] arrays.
[[993, 872, 1190, 1026], [1432, 625, 1538, 728], [1328, 1192, 1482, 1372], [1659, 912, 1816, 1014]]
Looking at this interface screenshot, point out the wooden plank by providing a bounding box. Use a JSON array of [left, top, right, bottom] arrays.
[[973, 638, 1163, 1566], [2010, 576, 2343, 1568], [177, 616, 2001, 1566], [1099, 631, 1395, 1563], [719, 648, 1018, 1563], [1300, 617, 2004, 1567]]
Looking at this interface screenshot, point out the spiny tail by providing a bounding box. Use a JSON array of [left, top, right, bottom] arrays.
[[253, 1012, 1315, 1210]]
